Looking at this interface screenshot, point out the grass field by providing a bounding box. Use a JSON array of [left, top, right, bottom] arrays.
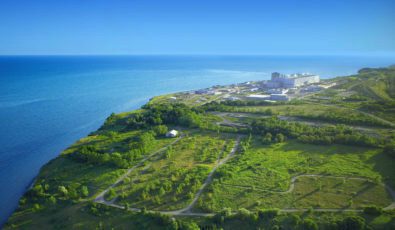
[[194, 138, 394, 212], [110, 131, 236, 210]]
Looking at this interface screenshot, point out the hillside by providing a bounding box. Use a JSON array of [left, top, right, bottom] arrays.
[[5, 66, 395, 230]]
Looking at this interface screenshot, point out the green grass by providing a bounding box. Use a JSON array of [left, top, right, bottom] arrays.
[[5, 202, 168, 230], [111, 131, 236, 210], [195, 138, 394, 212]]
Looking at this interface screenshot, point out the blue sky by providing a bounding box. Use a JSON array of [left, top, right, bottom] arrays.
[[0, 0, 394, 55]]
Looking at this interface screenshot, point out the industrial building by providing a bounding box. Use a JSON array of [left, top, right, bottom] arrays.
[[266, 72, 320, 88]]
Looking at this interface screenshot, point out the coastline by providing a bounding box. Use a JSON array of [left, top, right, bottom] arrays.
[[3, 59, 395, 228]]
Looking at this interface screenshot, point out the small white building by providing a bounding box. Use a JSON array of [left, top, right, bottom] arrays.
[[246, 94, 271, 100], [166, 130, 178, 138]]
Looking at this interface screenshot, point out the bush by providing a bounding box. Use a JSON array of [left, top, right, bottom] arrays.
[[299, 218, 318, 230], [363, 205, 383, 216], [258, 208, 279, 220], [58, 186, 68, 198], [152, 125, 168, 136], [105, 188, 117, 201], [235, 208, 256, 222], [337, 216, 366, 230]]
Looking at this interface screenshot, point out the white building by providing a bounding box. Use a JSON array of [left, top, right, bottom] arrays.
[[266, 72, 320, 88], [166, 130, 178, 138], [246, 94, 271, 100]]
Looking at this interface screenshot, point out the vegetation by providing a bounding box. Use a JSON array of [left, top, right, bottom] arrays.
[[5, 66, 395, 229], [196, 138, 393, 212]]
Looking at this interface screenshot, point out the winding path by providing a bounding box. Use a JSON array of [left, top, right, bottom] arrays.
[[160, 136, 241, 215], [93, 135, 395, 216], [94, 135, 242, 216], [94, 134, 184, 204], [222, 174, 383, 194]]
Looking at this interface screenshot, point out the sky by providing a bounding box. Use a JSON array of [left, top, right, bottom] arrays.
[[0, 0, 394, 55]]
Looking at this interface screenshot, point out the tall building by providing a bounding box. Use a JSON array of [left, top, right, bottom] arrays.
[[266, 72, 319, 88]]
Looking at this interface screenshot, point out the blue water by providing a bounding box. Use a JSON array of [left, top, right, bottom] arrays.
[[0, 55, 394, 225]]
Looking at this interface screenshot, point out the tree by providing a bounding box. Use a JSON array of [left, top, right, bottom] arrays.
[[363, 205, 382, 216], [81, 185, 89, 197], [105, 188, 117, 201], [31, 184, 45, 197], [48, 196, 57, 205], [275, 133, 285, 143], [159, 187, 166, 196], [258, 209, 279, 220], [338, 216, 366, 230], [299, 219, 318, 230], [152, 125, 168, 136], [58, 186, 68, 197], [384, 142, 395, 158], [262, 132, 273, 144]]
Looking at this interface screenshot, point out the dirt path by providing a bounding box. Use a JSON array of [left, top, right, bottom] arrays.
[[94, 135, 242, 216], [160, 136, 242, 215], [94, 135, 184, 204], [94, 135, 395, 216], [212, 112, 250, 128], [307, 102, 395, 128], [222, 174, 383, 194]]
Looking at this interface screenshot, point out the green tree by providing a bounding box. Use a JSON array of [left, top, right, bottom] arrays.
[[31, 184, 45, 197], [105, 188, 117, 201], [47, 196, 57, 205], [58, 186, 68, 197], [338, 216, 365, 230], [159, 187, 166, 196], [152, 125, 168, 136], [81, 185, 89, 197], [262, 132, 273, 144], [275, 133, 285, 143], [299, 219, 318, 230]]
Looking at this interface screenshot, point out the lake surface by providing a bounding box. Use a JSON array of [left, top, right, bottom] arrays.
[[0, 55, 394, 224]]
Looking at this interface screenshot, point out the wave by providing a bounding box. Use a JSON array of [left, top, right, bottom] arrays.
[[0, 98, 50, 108]]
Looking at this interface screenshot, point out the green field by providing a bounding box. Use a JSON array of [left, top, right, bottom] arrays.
[[195, 139, 394, 212], [110, 131, 236, 210]]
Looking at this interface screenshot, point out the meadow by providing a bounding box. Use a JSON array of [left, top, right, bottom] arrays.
[[195, 138, 394, 212], [111, 131, 236, 210]]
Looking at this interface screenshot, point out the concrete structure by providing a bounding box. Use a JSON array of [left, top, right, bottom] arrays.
[[268, 88, 289, 94], [267, 72, 319, 88], [301, 85, 324, 92], [225, 96, 240, 101], [166, 130, 178, 138], [270, 94, 289, 101], [246, 94, 271, 100]]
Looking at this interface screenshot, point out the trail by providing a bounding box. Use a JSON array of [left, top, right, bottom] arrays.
[[94, 135, 184, 204], [94, 135, 242, 216], [93, 135, 395, 216], [160, 136, 241, 215], [221, 174, 393, 194]]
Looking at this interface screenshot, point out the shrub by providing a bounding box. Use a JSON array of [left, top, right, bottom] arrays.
[[258, 208, 279, 220], [363, 205, 383, 216], [299, 218, 318, 230], [105, 188, 117, 201], [337, 216, 366, 230]]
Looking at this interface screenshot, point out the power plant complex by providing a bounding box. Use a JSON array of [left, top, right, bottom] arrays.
[[266, 72, 320, 88]]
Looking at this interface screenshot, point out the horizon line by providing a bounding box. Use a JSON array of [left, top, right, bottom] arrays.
[[1, 52, 395, 57]]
